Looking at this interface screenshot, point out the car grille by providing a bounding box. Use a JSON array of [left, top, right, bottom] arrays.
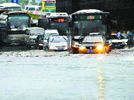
[[86, 46, 96, 49], [112, 42, 122, 45]]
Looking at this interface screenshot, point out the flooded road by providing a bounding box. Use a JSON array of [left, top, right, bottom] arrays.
[[0, 46, 134, 100]]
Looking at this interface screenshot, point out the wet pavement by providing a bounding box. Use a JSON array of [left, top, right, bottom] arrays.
[[0, 46, 134, 100]]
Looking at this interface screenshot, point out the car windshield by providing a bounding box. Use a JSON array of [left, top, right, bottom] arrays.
[[29, 7, 35, 11], [83, 36, 104, 43], [111, 35, 119, 39], [50, 37, 67, 43], [30, 29, 44, 35], [44, 33, 58, 40]]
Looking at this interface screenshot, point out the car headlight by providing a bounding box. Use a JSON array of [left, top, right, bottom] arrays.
[[72, 42, 80, 47], [79, 46, 86, 50], [73, 44, 79, 47], [96, 45, 104, 50], [39, 43, 43, 46], [49, 46, 54, 49]]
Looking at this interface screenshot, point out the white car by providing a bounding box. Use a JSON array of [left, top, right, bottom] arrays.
[[25, 27, 45, 48], [109, 34, 128, 48], [45, 36, 68, 51], [25, 5, 42, 15]]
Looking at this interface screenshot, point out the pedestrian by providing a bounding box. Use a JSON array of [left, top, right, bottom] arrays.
[[122, 31, 127, 39], [127, 30, 133, 39], [117, 31, 122, 39]]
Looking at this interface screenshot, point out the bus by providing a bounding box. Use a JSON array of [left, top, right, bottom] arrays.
[[0, 3, 21, 11], [38, 12, 69, 36], [0, 11, 31, 45], [42, 0, 56, 12], [68, 9, 111, 49], [68, 9, 111, 52]]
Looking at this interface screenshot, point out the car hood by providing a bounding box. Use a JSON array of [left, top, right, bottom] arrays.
[[49, 42, 67, 46], [81, 43, 104, 47]]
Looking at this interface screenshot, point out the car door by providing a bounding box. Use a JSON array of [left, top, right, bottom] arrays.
[[25, 29, 30, 45]]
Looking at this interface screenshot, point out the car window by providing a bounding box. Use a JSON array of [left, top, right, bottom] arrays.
[[29, 7, 35, 11], [44, 33, 59, 40], [25, 7, 28, 10], [50, 37, 67, 43]]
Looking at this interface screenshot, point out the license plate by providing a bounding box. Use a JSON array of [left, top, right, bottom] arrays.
[[115, 45, 120, 47], [58, 48, 64, 50], [88, 49, 94, 53]]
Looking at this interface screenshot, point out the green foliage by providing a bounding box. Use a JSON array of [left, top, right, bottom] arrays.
[[27, 12, 42, 19]]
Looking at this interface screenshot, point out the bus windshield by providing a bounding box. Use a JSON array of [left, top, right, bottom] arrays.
[[8, 15, 29, 29], [73, 20, 107, 36], [45, 2, 56, 7], [50, 22, 68, 36]]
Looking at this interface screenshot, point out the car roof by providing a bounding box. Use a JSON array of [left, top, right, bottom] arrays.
[[49, 36, 67, 40]]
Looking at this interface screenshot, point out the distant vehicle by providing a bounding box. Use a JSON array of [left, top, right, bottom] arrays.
[[44, 29, 59, 40], [25, 5, 42, 15], [25, 27, 45, 48], [41, 0, 56, 12], [70, 33, 112, 54], [38, 12, 69, 36], [109, 34, 128, 49], [0, 11, 31, 45], [0, 3, 21, 11], [68, 9, 111, 53], [44, 36, 68, 51], [35, 34, 44, 49], [43, 29, 59, 49]]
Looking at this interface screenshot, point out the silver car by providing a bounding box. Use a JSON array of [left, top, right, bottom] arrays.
[[25, 27, 45, 48]]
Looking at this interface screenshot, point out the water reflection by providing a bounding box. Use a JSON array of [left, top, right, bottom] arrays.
[[98, 66, 105, 100]]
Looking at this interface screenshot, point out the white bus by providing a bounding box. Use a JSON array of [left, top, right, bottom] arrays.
[[0, 11, 31, 45], [0, 3, 21, 11]]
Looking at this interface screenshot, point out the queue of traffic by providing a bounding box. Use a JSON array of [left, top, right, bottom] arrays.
[[0, 3, 134, 54]]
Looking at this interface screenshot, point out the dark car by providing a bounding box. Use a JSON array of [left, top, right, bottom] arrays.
[[35, 35, 44, 49], [78, 35, 112, 54]]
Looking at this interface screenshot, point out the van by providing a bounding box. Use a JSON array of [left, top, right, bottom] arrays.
[[25, 5, 41, 15]]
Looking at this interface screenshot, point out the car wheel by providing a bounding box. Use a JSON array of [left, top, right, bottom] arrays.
[[45, 47, 49, 52], [26, 44, 30, 49], [39, 46, 43, 50]]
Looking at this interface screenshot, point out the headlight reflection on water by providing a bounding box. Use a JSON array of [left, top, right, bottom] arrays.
[[98, 65, 105, 100]]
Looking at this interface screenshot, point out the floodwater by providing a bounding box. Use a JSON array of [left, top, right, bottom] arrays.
[[0, 46, 134, 100]]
